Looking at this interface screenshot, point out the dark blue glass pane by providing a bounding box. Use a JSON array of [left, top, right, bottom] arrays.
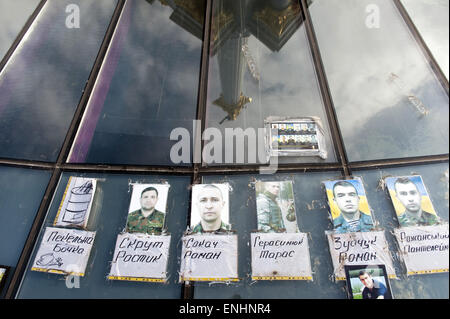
[[0, 0, 118, 162], [0, 0, 40, 60], [17, 172, 190, 299], [0, 166, 51, 298], [69, 0, 204, 166]]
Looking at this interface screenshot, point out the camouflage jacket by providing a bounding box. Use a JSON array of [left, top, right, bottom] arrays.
[[191, 221, 231, 234], [333, 212, 374, 234], [126, 209, 165, 234], [257, 191, 286, 232], [398, 210, 440, 227]]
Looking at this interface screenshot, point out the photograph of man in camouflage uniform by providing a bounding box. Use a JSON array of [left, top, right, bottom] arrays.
[[191, 184, 231, 233], [256, 181, 297, 233], [393, 176, 440, 227], [126, 186, 166, 234]]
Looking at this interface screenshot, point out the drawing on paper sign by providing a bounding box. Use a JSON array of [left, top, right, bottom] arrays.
[[255, 181, 298, 233], [384, 175, 441, 227], [35, 253, 63, 267], [54, 177, 97, 228], [190, 183, 231, 233], [63, 180, 94, 224], [344, 264, 393, 299], [322, 178, 374, 234], [126, 183, 170, 235]]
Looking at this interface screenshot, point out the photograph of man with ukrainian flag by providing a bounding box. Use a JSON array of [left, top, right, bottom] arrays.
[[323, 177, 374, 234], [385, 175, 440, 227]]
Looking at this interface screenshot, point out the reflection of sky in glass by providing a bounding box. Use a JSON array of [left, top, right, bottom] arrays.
[[401, 0, 449, 80], [206, 0, 336, 164], [0, 0, 117, 162], [310, 0, 449, 162], [69, 0, 203, 165], [0, 0, 40, 60]]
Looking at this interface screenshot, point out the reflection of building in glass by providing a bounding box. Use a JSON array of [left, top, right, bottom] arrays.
[[145, 0, 310, 124]]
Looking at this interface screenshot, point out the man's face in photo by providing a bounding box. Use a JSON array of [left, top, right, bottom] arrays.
[[266, 182, 280, 197], [359, 273, 374, 289], [140, 190, 158, 211], [395, 181, 421, 213], [197, 187, 224, 224], [333, 183, 360, 217]]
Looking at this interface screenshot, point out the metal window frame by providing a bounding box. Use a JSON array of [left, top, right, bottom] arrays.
[[0, 0, 448, 299]]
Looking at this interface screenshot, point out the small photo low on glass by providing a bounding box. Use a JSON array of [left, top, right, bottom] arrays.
[[344, 264, 393, 299]]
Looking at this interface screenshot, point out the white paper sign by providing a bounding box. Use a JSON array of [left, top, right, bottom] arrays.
[[251, 232, 312, 280], [179, 234, 238, 282], [108, 233, 171, 282], [31, 227, 96, 276], [394, 224, 449, 275], [54, 177, 97, 228], [326, 231, 396, 280]]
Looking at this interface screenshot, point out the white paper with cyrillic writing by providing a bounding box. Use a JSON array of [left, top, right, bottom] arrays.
[[326, 230, 395, 280], [31, 227, 96, 276], [108, 233, 171, 281], [179, 234, 238, 282], [54, 177, 97, 228], [394, 224, 449, 275], [251, 232, 312, 280]]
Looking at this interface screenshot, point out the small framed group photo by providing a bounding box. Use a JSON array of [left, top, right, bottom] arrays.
[[344, 264, 393, 299], [264, 116, 327, 160]]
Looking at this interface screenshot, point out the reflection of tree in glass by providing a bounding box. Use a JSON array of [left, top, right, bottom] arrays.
[[63, 180, 94, 224]]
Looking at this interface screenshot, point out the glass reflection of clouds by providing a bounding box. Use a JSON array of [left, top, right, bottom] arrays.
[[0, 0, 118, 162], [0, 0, 40, 60], [69, 0, 204, 165], [310, 0, 449, 162], [401, 0, 449, 80]]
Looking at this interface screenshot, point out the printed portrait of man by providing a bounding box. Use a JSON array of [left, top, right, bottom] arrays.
[[191, 184, 231, 233], [358, 270, 391, 299], [256, 181, 297, 233], [389, 176, 440, 227], [325, 179, 374, 234], [126, 184, 169, 234]]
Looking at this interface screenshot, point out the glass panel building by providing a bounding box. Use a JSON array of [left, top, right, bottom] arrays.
[[0, 0, 448, 301]]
